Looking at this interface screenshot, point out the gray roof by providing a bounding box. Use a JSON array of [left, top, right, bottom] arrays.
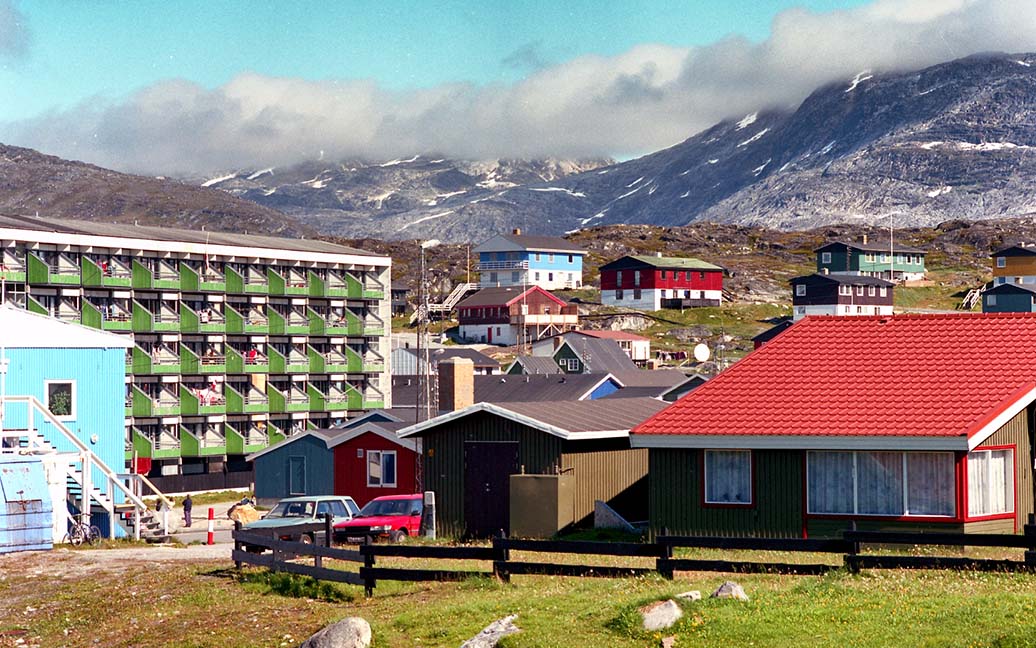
[[493, 397, 669, 433], [557, 338, 638, 374], [0, 213, 381, 258], [475, 373, 616, 402], [401, 346, 501, 369], [983, 282, 1036, 294], [456, 286, 562, 308], [609, 369, 691, 388], [817, 240, 925, 254], [602, 386, 669, 399], [497, 234, 584, 253], [792, 273, 895, 287], [508, 356, 563, 375]]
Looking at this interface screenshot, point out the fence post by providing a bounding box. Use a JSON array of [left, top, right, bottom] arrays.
[[271, 529, 280, 571], [658, 526, 674, 580], [233, 521, 242, 570], [1024, 514, 1036, 568], [843, 521, 860, 574], [363, 535, 375, 597], [324, 512, 333, 547], [493, 530, 511, 583]]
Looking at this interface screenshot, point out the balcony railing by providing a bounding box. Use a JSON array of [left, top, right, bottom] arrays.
[[477, 260, 529, 270], [154, 311, 180, 324]]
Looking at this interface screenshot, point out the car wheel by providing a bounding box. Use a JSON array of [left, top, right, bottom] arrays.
[[389, 529, 407, 544], [299, 533, 314, 545]]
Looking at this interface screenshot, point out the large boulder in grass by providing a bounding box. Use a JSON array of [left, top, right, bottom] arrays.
[[300, 617, 371, 648], [228, 504, 261, 524], [460, 615, 521, 648], [711, 581, 749, 601], [639, 599, 683, 631]]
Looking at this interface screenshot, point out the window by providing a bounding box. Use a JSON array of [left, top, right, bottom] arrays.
[[328, 500, 349, 518], [548, 272, 554, 281], [496, 327, 501, 336], [633, 288, 642, 300], [633, 270, 641, 286], [567, 255, 574, 263], [795, 284, 806, 296], [565, 358, 581, 372], [288, 456, 306, 495], [45, 380, 76, 420], [616, 271, 622, 287], [535, 253, 541, 262], [879, 287, 887, 297], [856, 305, 863, 314], [807, 451, 954, 517], [856, 285, 864, 296], [838, 285, 851, 296], [511, 271, 519, 283], [997, 257, 1007, 268], [683, 290, 691, 298], [880, 254, 888, 262], [685, 271, 692, 281], [968, 449, 1014, 517], [987, 294, 997, 307], [548, 254, 555, 263], [704, 450, 752, 505], [699, 272, 705, 280], [615, 289, 624, 300], [534, 272, 540, 281], [821, 252, 832, 264], [868, 286, 876, 297], [661, 270, 668, 280], [490, 272, 498, 283], [367, 450, 398, 487]]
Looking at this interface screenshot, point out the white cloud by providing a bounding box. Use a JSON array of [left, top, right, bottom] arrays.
[[2, 0, 1035, 174], [0, 0, 30, 59]]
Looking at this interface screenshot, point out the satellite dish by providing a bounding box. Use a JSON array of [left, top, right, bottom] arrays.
[[693, 343, 711, 363]]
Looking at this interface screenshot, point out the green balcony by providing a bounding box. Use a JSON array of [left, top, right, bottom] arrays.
[[81, 256, 132, 288], [131, 385, 181, 417], [308, 346, 360, 374], [226, 347, 270, 374], [363, 287, 385, 300], [307, 385, 351, 412], [267, 384, 311, 413], [268, 267, 310, 296], [308, 271, 327, 298], [131, 259, 153, 289], [130, 346, 181, 375], [132, 260, 179, 289], [268, 308, 309, 335], [27, 253, 81, 285], [179, 262, 226, 292], [226, 424, 268, 455], [0, 260, 25, 282], [180, 302, 226, 334], [180, 384, 226, 416], [132, 428, 182, 460], [269, 347, 310, 374], [132, 301, 180, 333], [26, 295, 48, 317], [363, 319, 386, 336], [180, 345, 226, 375], [96, 304, 134, 332], [308, 307, 361, 336], [362, 357, 386, 374], [267, 421, 287, 446], [225, 384, 269, 414], [225, 303, 269, 334], [180, 425, 227, 457], [226, 265, 268, 294]]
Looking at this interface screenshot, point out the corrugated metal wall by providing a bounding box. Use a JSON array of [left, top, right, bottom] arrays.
[[0, 458, 53, 553], [253, 436, 334, 503], [561, 443, 647, 524], [978, 407, 1034, 530], [648, 448, 803, 538], [420, 411, 565, 538]]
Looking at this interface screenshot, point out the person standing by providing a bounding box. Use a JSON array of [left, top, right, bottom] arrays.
[[183, 494, 193, 527]]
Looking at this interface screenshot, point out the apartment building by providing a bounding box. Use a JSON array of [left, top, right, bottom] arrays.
[[0, 215, 391, 491]]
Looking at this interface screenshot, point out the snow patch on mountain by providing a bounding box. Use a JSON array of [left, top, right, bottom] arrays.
[[202, 173, 237, 187]]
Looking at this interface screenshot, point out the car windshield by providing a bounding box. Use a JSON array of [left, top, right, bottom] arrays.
[[266, 501, 315, 518], [355, 499, 417, 518]]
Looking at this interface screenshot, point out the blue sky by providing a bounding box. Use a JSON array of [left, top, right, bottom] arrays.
[[1, 0, 1033, 173], [1, 1, 869, 122]]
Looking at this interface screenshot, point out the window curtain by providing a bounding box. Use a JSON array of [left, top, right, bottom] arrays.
[[857, 452, 904, 515], [704, 450, 751, 504], [807, 452, 854, 514], [809, 451, 955, 517], [968, 450, 1013, 516], [906, 453, 954, 516]]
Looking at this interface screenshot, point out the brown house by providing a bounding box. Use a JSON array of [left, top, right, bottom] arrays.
[[456, 285, 578, 346]]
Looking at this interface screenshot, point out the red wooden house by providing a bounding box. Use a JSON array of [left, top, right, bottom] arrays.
[[456, 285, 578, 345], [599, 254, 725, 311]]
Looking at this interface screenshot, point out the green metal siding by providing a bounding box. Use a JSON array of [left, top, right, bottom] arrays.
[[648, 448, 803, 538], [420, 411, 565, 538], [561, 443, 647, 525]]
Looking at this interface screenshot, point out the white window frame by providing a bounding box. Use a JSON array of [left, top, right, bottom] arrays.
[[565, 358, 580, 372], [548, 253, 555, 263], [879, 286, 887, 297], [44, 379, 77, 421], [838, 285, 851, 296], [868, 285, 876, 297], [987, 294, 997, 307], [704, 450, 752, 505], [534, 253, 541, 262], [967, 448, 1014, 517], [806, 451, 956, 517], [795, 284, 806, 296], [366, 450, 398, 488], [821, 252, 832, 264], [856, 285, 864, 296], [996, 257, 1007, 268]]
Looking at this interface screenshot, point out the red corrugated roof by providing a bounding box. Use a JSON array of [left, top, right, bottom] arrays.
[[633, 313, 1036, 440]]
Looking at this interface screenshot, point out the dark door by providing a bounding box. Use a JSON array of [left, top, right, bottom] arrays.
[[463, 441, 519, 538]]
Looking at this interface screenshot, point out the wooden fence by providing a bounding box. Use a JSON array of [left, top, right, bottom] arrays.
[[231, 520, 1036, 597]]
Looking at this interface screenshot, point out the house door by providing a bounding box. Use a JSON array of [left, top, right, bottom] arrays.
[[487, 327, 493, 343], [463, 441, 519, 538]]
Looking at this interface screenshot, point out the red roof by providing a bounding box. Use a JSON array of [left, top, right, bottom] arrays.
[[633, 314, 1036, 445], [578, 330, 650, 342]]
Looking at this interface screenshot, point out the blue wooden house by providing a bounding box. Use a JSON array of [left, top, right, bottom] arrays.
[[0, 305, 145, 540], [474, 229, 584, 291]]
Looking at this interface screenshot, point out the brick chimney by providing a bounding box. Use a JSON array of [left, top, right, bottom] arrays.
[[513, 228, 522, 236], [438, 357, 475, 412]]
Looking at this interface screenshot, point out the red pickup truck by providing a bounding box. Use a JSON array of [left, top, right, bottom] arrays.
[[333, 494, 423, 543]]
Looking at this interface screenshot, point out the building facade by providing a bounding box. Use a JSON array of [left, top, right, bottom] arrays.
[[0, 215, 391, 490], [982, 283, 1036, 313], [789, 273, 894, 320], [599, 255, 724, 311], [990, 244, 1036, 286], [474, 230, 584, 291], [815, 239, 926, 282], [455, 286, 578, 346]]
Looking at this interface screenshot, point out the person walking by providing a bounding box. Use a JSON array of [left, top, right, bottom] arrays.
[[183, 494, 193, 527]]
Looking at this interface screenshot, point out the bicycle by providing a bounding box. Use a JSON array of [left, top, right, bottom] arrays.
[[64, 519, 102, 547]]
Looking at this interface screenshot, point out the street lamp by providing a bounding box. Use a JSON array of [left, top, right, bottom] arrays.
[[417, 239, 440, 423]]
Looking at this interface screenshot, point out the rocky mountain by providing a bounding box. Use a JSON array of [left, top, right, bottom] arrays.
[[0, 143, 311, 236], [235, 53, 1036, 242], [188, 157, 611, 237]]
